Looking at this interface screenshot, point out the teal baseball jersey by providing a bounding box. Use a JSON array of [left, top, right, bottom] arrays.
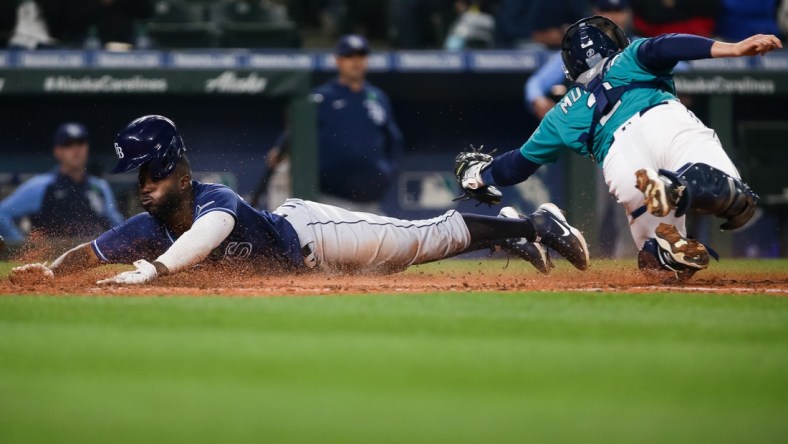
[[520, 39, 677, 166]]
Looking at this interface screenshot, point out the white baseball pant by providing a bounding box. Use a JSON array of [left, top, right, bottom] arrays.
[[602, 100, 741, 248], [274, 199, 472, 274]]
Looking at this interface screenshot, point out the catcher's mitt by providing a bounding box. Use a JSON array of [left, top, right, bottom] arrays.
[[453, 145, 502, 205]]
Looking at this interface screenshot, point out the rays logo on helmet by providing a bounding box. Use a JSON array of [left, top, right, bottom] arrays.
[[114, 143, 124, 159]]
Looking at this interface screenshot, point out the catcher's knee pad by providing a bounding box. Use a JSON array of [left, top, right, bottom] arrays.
[[659, 163, 758, 230]]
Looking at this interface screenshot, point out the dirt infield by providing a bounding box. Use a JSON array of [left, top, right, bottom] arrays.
[[2, 260, 787, 296]]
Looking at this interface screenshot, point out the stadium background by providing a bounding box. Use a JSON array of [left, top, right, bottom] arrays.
[[1, 48, 787, 259]]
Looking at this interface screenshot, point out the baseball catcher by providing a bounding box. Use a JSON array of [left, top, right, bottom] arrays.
[[455, 16, 781, 279], [9, 115, 590, 286]]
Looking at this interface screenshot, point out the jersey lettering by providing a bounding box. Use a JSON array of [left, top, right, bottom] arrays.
[[559, 88, 583, 114], [224, 241, 253, 259]]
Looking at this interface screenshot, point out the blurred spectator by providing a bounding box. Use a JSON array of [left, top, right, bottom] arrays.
[[716, 0, 780, 41], [780, 0, 788, 36], [390, 0, 453, 49], [7, 0, 55, 49], [444, 0, 495, 50], [525, 0, 632, 119], [630, 0, 720, 37], [338, 0, 390, 42], [0, 0, 15, 46], [0, 123, 125, 245], [7, 0, 152, 49], [496, 0, 590, 49], [96, 0, 154, 46], [253, 34, 403, 213]]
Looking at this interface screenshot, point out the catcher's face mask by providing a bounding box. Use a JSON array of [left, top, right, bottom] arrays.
[[561, 16, 629, 81]]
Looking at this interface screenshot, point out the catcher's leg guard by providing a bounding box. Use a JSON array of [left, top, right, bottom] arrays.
[[636, 163, 758, 230], [638, 223, 710, 281]]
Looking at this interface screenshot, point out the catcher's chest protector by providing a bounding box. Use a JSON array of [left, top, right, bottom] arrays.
[[571, 55, 673, 160]]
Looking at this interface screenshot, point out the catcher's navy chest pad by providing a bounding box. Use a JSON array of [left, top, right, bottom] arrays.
[[571, 54, 673, 160]]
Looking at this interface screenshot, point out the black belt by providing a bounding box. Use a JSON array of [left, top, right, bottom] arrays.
[[639, 101, 669, 117]]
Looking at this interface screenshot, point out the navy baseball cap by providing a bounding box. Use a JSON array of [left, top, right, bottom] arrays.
[[595, 0, 628, 10], [335, 34, 370, 57], [53, 122, 89, 146]]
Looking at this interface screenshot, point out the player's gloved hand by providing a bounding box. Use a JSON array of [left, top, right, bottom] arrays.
[[97, 259, 158, 285], [453, 145, 502, 205], [9, 262, 54, 285]]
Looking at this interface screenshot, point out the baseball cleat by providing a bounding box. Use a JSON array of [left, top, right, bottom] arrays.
[[635, 168, 684, 217], [530, 203, 590, 271], [654, 223, 709, 270], [498, 206, 553, 274], [638, 223, 710, 281]]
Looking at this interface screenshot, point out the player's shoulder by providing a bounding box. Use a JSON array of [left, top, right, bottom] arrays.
[[193, 181, 236, 200], [311, 80, 340, 100], [612, 38, 648, 67], [86, 175, 111, 188], [22, 172, 57, 188], [192, 181, 241, 214]]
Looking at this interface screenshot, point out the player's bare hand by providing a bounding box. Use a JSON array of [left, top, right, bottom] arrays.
[[9, 263, 54, 285], [728, 34, 783, 57], [96, 259, 158, 285]]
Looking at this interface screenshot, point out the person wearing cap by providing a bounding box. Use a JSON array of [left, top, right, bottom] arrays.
[[0, 122, 125, 245], [255, 34, 403, 214], [525, 0, 632, 120]]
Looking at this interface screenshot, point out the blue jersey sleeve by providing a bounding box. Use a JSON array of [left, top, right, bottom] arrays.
[[636, 34, 714, 71], [193, 184, 240, 221], [524, 51, 567, 111], [91, 213, 171, 264], [0, 174, 52, 242]]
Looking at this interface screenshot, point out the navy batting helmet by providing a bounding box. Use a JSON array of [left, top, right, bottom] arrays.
[[112, 115, 185, 179], [561, 16, 629, 81]]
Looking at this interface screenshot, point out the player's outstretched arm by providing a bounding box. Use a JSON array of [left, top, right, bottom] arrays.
[[711, 34, 783, 58], [98, 211, 235, 285], [9, 243, 101, 285]]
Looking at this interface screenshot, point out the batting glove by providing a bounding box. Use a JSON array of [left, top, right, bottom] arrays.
[[9, 262, 54, 285], [97, 259, 158, 285]]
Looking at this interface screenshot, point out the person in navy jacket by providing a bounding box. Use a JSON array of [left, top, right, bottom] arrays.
[[256, 34, 403, 214], [0, 122, 125, 245]]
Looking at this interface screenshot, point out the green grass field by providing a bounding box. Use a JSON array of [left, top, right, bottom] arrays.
[[1, 261, 787, 443]]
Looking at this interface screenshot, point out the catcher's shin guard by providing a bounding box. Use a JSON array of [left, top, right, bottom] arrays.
[[635, 163, 758, 230], [638, 223, 710, 281]]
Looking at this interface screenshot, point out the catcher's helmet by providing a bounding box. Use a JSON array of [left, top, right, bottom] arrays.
[[561, 16, 629, 81], [112, 115, 185, 179]]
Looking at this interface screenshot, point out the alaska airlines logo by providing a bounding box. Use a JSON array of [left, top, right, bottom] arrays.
[[205, 71, 267, 94]]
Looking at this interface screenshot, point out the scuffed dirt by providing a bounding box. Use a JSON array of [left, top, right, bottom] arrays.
[[1, 260, 787, 297]]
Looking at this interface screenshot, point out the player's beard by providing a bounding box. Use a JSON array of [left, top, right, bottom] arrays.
[[142, 189, 182, 220]]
